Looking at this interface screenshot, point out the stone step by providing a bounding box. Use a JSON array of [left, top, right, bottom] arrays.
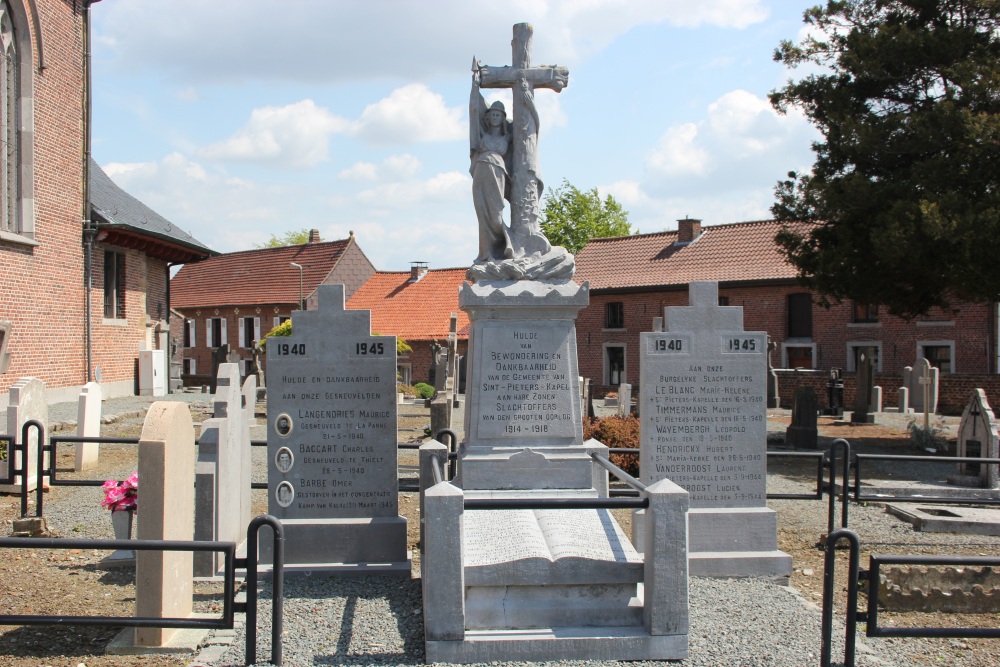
[[465, 583, 642, 629]]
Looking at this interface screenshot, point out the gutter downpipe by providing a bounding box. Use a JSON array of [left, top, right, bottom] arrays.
[[82, 0, 96, 382]]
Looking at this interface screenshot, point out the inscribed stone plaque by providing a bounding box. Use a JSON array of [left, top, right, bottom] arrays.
[[474, 322, 578, 440], [267, 284, 397, 520], [640, 282, 767, 509]]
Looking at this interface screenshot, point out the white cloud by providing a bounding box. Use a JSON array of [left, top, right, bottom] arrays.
[[338, 154, 422, 182], [95, 0, 771, 85], [351, 84, 464, 145], [338, 162, 379, 182], [199, 99, 349, 168], [643, 89, 817, 197], [355, 171, 469, 208]]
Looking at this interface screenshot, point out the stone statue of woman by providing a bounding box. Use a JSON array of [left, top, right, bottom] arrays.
[[467, 34, 574, 282], [469, 72, 515, 264]]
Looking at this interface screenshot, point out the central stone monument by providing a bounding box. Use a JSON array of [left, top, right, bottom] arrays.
[[421, 23, 689, 664]]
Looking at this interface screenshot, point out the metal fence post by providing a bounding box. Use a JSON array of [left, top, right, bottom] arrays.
[[821, 528, 861, 667]]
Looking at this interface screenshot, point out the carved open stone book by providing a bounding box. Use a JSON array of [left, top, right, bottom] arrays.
[[463, 508, 642, 586]]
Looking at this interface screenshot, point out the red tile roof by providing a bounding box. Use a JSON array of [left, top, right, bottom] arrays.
[[171, 239, 352, 308], [347, 268, 470, 341], [574, 220, 811, 291]]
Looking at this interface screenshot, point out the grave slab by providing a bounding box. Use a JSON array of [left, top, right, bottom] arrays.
[[0, 377, 47, 493], [885, 504, 1000, 536], [74, 381, 102, 470], [639, 281, 790, 579], [261, 284, 408, 574]]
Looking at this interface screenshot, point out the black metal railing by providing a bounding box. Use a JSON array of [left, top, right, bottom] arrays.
[[0, 514, 284, 666], [820, 528, 861, 667], [865, 553, 1000, 640]]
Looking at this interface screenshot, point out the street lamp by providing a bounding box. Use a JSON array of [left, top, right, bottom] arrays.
[[289, 262, 303, 311]]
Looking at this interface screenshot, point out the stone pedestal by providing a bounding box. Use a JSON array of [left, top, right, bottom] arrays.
[[458, 280, 588, 490]]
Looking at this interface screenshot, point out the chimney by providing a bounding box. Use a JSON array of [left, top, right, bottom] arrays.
[[410, 261, 428, 282], [676, 217, 702, 245], [308, 229, 320, 243]]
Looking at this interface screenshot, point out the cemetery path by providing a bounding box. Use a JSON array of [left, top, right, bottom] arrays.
[[1, 398, 998, 666]]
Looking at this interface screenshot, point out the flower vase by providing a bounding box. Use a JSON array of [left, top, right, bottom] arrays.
[[108, 509, 136, 564]]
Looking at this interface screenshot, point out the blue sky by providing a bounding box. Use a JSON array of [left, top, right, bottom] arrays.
[[91, 0, 821, 272]]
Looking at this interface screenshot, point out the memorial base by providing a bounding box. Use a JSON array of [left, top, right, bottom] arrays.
[[106, 614, 213, 655], [458, 447, 593, 490], [426, 626, 687, 664], [687, 507, 791, 580], [259, 516, 410, 575]]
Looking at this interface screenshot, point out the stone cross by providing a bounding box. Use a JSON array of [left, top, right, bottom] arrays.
[[477, 23, 568, 238], [919, 363, 933, 429]]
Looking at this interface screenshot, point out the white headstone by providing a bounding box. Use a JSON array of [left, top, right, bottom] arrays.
[[903, 358, 939, 413], [1, 378, 47, 492], [639, 282, 790, 578], [954, 389, 999, 489], [74, 381, 102, 471], [264, 284, 408, 573], [617, 383, 632, 417], [134, 402, 198, 648]]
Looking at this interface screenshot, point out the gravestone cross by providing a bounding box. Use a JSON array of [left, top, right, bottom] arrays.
[[640, 281, 790, 578], [476, 23, 568, 238], [919, 363, 933, 429]]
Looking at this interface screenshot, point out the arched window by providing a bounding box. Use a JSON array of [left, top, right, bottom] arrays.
[[0, 3, 17, 234]]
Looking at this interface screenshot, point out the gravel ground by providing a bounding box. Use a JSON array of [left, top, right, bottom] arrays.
[[2, 395, 997, 667]]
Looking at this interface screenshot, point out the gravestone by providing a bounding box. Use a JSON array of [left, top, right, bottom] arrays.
[[903, 358, 939, 414], [263, 283, 408, 574], [0, 377, 47, 493], [822, 368, 844, 417], [193, 363, 252, 577], [850, 347, 876, 424], [422, 22, 689, 664], [785, 386, 818, 449], [639, 281, 790, 578], [617, 383, 632, 417], [74, 381, 102, 470], [109, 401, 203, 652], [949, 389, 999, 489], [240, 375, 255, 533]]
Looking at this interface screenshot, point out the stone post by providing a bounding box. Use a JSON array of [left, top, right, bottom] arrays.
[[74, 381, 102, 471], [135, 401, 196, 647], [642, 478, 689, 637], [419, 441, 449, 556], [422, 480, 465, 641]]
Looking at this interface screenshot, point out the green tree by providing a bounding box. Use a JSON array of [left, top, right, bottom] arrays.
[[254, 228, 312, 248], [540, 179, 633, 254], [770, 0, 1000, 318]]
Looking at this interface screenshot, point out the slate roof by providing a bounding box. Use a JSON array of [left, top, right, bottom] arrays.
[[347, 268, 470, 342], [90, 159, 214, 262], [573, 220, 811, 291], [171, 238, 354, 309]]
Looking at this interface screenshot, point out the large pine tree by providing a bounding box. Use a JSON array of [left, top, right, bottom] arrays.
[[770, 0, 1000, 317]]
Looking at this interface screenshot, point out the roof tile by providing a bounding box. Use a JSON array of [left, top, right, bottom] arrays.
[[347, 269, 470, 341], [574, 220, 811, 290], [171, 239, 351, 308]]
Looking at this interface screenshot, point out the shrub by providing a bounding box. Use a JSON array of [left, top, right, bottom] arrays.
[[397, 383, 417, 396], [907, 420, 948, 452], [260, 319, 292, 351], [584, 415, 640, 477], [413, 382, 436, 399]]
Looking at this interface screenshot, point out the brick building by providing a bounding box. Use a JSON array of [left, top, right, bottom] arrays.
[[346, 265, 469, 390], [170, 232, 375, 381], [574, 218, 998, 407], [0, 1, 211, 408]]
